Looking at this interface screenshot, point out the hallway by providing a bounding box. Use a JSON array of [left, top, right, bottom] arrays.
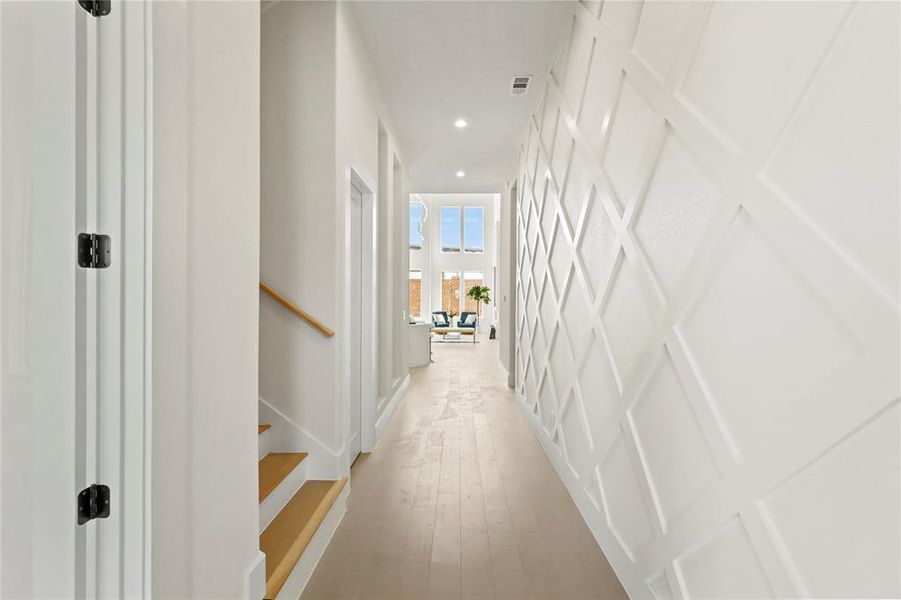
[[302, 340, 626, 599]]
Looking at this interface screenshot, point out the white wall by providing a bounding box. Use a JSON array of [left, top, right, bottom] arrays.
[[151, 2, 261, 597], [514, 2, 899, 598], [410, 193, 498, 327], [261, 1, 409, 460], [336, 2, 410, 421], [260, 0, 338, 450]]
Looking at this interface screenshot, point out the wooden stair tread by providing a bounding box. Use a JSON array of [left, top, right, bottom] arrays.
[[259, 452, 308, 503], [261, 478, 347, 600], [258, 424, 271, 434]]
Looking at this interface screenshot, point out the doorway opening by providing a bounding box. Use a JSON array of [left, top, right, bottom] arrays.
[[345, 169, 377, 470]]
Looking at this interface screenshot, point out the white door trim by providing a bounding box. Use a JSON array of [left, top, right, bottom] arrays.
[[0, 0, 151, 596], [343, 166, 378, 471], [94, 1, 153, 595]]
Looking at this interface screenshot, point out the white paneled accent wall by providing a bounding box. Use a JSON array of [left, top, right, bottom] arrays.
[[513, 2, 899, 598]]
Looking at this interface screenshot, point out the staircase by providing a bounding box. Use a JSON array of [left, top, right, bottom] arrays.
[[256, 283, 345, 599], [257, 424, 347, 599]]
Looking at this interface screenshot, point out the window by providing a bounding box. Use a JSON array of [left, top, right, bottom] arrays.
[[463, 207, 484, 253], [408, 270, 422, 318], [409, 202, 423, 250], [463, 271, 485, 313], [441, 271, 461, 316], [440, 207, 461, 253], [439, 271, 486, 319], [440, 205, 484, 254]]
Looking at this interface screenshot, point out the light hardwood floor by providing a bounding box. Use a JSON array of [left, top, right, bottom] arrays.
[[301, 339, 627, 599]]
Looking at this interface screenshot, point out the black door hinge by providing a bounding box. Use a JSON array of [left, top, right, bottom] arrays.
[[77, 484, 110, 525], [78, 233, 111, 269], [78, 0, 110, 17]]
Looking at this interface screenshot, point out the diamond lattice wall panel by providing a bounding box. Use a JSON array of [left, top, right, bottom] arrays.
[[561, 392, 592, 479], [532, 238, 548, 292], [530, 315, 547, 380], [547, 225, 573, 297], [523, 361, 538, 410], [678, 1, 849, 150], [540, 102, 558, 150], [550, 29, 570, 87], [577, 334, 620, 449], [579, 0, 601, 20], [646, 572, 673, 600], [579, 45, 622, 158], [537, 376, 557, 434], [550, 114, 573, 185], [629, 352, 720, 528], [548, 329, 575, 400], [675, 517, 775, 599], [511, 3, 899, 596], [763, 3, 900, 300], [537, 282, 556, 334], [761, 403, 901, 599], [599, 434, 655, 560], [539, 182, 558, 243], [603, 80, 663, 212], [585, 469, 603, 511], [601, 253, 656, 389], [561, 280, 592, 360], [562, 15, 595, 113], [632, 129, 721, 298], [678, 211, 857, 465], [525, 127, 540, 182], [578, 193, 618, 296], [632, 1, 694, 83], [561, 144, 595, 233], [599, 0, 642, 46]]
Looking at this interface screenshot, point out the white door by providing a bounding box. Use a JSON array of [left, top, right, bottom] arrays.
[[0, 1, 148, 597], [348, 186, 364, 462]]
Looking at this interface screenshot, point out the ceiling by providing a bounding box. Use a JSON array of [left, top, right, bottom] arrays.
[[350, 1, 570, 194]]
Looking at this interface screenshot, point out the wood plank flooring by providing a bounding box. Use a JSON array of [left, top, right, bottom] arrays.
[[301, 339, 626, 600]]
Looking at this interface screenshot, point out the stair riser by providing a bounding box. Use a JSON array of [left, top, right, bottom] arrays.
[[259, 426, 274, 461], [260, 460, 307, 531]]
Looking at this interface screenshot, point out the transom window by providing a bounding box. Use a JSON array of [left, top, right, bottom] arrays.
[[440, 205, 484, 253]]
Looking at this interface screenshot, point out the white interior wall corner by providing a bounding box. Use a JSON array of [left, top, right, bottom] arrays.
[[152, 1, 261, 597]]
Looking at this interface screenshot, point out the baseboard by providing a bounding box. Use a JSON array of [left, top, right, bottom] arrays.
[[273, 481, 349, 600], [375, 374, 409, 444], [513, 391, 637, 597], [244, 550, 266, 600], [259, 397, 343, 479]]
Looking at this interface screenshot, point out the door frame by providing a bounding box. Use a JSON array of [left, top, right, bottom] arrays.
[[87, 1, 153, 595], [0, 0, 152, 596], [507, 181, 518, 388], [342, 166, 378, 471]]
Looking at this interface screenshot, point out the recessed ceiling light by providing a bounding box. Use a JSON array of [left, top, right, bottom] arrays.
[[456, 171, 465, 178], [454, 118, 468, 128]]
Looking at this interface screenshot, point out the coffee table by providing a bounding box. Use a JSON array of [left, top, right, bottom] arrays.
[[431, 327, 476, 343]]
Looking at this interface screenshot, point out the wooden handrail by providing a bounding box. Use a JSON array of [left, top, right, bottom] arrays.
[[259, 282, 335, 338]]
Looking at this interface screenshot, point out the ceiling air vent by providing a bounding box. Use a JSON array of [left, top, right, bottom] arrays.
[[510, 76, 531, 95]]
